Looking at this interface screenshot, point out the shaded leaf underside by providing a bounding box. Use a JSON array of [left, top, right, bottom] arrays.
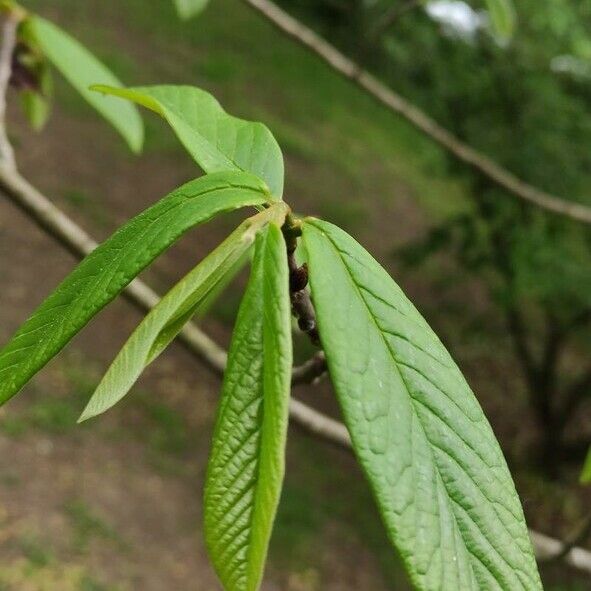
[[205, 224, 292, 591]]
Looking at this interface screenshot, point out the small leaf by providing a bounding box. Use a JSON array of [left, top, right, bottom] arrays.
[[0, 171, 270, 407], [485, 0, 516, 41], [302, 219, 542, 591], [20, 61, 52, 131], [25, 15, 144, 151], [174, 0, 209, 20], [581, 447, 591, 484], [79, 203, 288, 422], [92, 84, 284, 198], [205, 223, 292, 591]]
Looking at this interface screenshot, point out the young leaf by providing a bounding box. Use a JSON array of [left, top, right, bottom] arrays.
[[581, 447, 591, 484], [24, 16, 144, 152], [174, 0, 209, 20], [0, 171, 270, 407], [91, 85, 284, 198], [204, 223, 292, 591], [79, 203, 288, 422], [485, 0, 516, 41], [302, 219, 542, 591]]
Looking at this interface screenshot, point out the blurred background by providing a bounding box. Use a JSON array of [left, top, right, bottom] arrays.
[[0, 0, 590, 589]]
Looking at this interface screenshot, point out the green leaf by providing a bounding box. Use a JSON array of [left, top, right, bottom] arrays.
[[79, 203, 288, 422], [92, 85, 284, 198], [25, 15, 144, 152], [0, 171, 270, 407], [485, 0, 516, 40], [204, 223, 292, 591], [174, 0, 209, 20], [302, 219, 542, 591], [581, 447, 591, 484]]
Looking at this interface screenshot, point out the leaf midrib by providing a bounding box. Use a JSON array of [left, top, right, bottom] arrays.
[[317, 228, 532, 590]]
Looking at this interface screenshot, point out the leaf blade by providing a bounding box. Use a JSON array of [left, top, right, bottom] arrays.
[[204, 223, 292, 591], [581, 447, 591, 484], [79, 203, 288, 421], [302, 219, 542, 591], [0, 171, 269, 407], [92, 84, 284, 198], [174, 0, 209, 19], [26, 15, 144, 152], [485, 0, 516, 41]]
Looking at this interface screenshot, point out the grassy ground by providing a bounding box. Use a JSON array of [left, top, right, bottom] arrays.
[[0, 0, 589, 589]]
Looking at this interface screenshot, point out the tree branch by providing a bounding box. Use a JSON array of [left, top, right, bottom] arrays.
[[0, 12, 18, 170], [240, 0, 591, 225], [371, 0, 422, 38]]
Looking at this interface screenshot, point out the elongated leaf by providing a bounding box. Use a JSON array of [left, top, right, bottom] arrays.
[[25, 16, 143, 152], [174, 0, 209, 19], [79, 203, 288, 422], [303, 219, 542, 591], [581, 447, 591, 484], [485, 0, 516, 40], [205, 223, 292, 591], [92, 85, 284, 198], [0, 171, 269, 407]]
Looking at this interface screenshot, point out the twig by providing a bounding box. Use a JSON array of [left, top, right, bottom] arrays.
[[241, 0, 591, 225], [538, 514, 591, 564], [371, 0, 422, 37], [0, 12, 18, 169]]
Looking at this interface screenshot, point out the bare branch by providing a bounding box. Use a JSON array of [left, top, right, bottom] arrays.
[[538, 514, 591, 565], [0, 11, 18, 169], [531, 529, 591, 574], [372, 0, 422, 37], [241, 0, 591, 225]]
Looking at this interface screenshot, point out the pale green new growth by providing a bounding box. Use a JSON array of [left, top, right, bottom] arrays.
[[92, 85, 284, 198], [174, 0, 210, 20], [581, 447, 591, 484], [0, 171, 269, 407], [205, 224, 292, 591], [302, 219, 542, 591], [485, 0, 517, 41], [26, 16, 144, 151], [79, 203, 288, 422]]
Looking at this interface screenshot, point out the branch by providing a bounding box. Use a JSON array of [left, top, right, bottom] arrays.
[[371, 0, 422, 37], [0, 15, 590, 573], [0, 12, 18, 169], [538, 514, 591, 565], [241, 0, 591, 225]]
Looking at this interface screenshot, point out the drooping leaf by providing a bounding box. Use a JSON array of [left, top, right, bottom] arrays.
[[174, 0, 209, 20], [25, 15, 144, 151], [0, 171, 270, 407], [79, 203, 288, 422], [485, 0, 516, 41], [302, 219, 542, 591], [205, 223, 292, 591], [581, 447, 591, 484], [91, 85, 284, 198]]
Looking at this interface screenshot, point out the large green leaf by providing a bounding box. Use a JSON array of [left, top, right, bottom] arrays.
[[205, 223, 292, 591], [485, 0, 516, 40], [302, 219, 542, 591], [174, 0, 209, 19], [25, 16, 143, 152], [92, 85, 284, 198], [79, 203, 288, 422], [0, 171, 270, 407]]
